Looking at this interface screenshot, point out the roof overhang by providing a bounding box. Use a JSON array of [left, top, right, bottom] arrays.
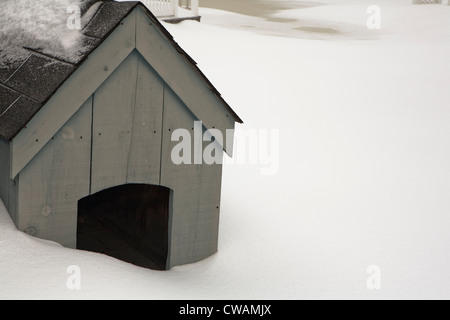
[[7, 3, 242, 180]]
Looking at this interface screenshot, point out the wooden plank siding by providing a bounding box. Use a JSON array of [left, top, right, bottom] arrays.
[[90, 50, 223, 267], [91, 50, 164, 193], [0, 140, 11, 210], [3, 4, 238, 268], [126, 53, 165, 185], [16, 98, 93, 247], [161, 86, 223, 267], [0, 139, 18, 225]]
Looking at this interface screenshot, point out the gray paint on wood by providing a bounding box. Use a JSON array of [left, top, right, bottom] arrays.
[[126, 53, 165, 185], [2, 5, 239, 269], [91, 51, 140, 193], [160, 86, 223, 268], [87, 48, 226, 268], [0, 139, 10, 209], [9, 47, 225, 266], [0, 139, 18, 224], [16, 98, 93, 247], [91, 50, 164, 193]]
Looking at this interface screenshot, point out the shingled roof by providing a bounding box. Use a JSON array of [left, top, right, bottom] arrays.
[[0, 0, 242, 141]]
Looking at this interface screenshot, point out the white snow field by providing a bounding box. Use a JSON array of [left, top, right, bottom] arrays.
[[1, 0, 450, 299]]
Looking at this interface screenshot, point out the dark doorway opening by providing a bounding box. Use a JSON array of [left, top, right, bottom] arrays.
[[77, 184, 172, 270]]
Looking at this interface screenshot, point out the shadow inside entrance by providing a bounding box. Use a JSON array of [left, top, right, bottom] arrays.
[[77, 184, 172, 270]]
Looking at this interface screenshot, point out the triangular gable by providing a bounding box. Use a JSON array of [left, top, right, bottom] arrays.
[[7, 3, 242, 180]]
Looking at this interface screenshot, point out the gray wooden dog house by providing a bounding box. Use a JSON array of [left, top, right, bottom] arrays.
[[0, 1, 242, 270]]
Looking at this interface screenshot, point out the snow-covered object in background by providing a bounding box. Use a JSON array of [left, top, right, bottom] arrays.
[[412, 0, 442, 4], [117, 0, 199, 19]]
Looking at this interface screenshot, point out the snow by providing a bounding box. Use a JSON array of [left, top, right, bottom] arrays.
[[1, 0, 450, 299], [0, 0, 93, 66]]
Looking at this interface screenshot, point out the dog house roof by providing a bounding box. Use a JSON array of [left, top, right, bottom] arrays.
[[0, 0, 242, 141]]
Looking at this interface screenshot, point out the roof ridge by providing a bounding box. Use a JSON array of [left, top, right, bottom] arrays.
[[81, 1, 106, 34]]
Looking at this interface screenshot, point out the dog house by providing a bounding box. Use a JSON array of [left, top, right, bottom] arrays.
[[0, 1, 242, 270]]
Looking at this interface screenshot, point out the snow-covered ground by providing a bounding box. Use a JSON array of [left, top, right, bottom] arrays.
[[1, 0, 450, 300]]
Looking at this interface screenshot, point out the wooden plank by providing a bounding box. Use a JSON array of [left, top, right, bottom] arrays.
[[10, 10, 137, 180], [0, 140, 18, 225], [136, 7, 236, 156], [126, 54, 165, 185], [0, 139, 11, 209], [91, 51, 165, 193], [0, 139, 17, 224], [16, 98, 93, 248], [160, 86, 223, 268], [90, 51, 139, 193]]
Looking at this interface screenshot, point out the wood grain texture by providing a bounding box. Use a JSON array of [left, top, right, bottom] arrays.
[[0, 139, 18, 224], [91, 51, 139, 193], [0, 139, 10, 209], [160, 86, 223, 268], [125, 54, 165, 185], [16, 98, 93, 248], [91, 51, 164, 193]]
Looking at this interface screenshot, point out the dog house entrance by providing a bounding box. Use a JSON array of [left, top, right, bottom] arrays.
[[77, 184, 172, 270]]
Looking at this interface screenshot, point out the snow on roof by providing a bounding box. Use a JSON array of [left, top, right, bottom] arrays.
[[0, 0, 241, 141], [0, 0, 89, 67], [0, 0, 139, 141]]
